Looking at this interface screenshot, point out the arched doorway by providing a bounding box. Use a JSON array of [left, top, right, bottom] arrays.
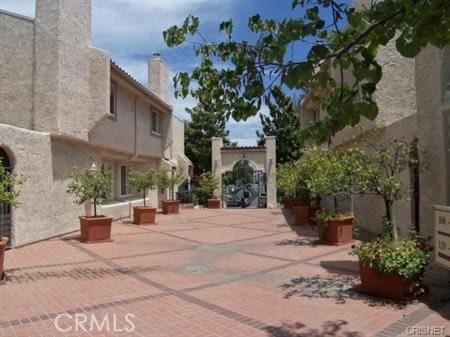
[[222, 159, 267, 208], [0, 147, 13, 247]]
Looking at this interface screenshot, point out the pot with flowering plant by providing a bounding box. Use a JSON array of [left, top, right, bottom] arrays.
[[307, 147, 360, 245], [351, 139, 431, 299], [156, 166, 185, 214], [278, 160, 320, 225], [196, 172, 220, 208], [129, 167, 157, 225], [67, 164, 113, 244]]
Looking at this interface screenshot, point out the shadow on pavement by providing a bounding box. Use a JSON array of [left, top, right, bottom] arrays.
[[264, 319, 364, 337], [280, 274, 410, 308]]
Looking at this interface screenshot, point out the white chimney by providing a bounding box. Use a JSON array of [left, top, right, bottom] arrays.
[[148, 53, 169, 103]]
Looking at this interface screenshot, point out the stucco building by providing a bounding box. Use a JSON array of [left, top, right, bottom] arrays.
[[301, 0, 450, 277], [0, 0, 191, 247]]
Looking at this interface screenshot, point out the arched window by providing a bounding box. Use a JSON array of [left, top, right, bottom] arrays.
[[0, 147, 11, 171]]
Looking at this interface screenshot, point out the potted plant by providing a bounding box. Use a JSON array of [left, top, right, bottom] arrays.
[[156, 166, 185, 214], [0, 161, 23, 283], [351, 140, 429, 299], [128, 168, 157, 225], [277, 161, 319, 225], [352, 233, 431, 300], [197, 172, 220, 208], [67, 164, 113, 243], [307, 147, 358, 244]]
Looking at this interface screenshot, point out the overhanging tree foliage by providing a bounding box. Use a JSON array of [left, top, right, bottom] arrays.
[[185, 103, 235, 175], [256, 86, 304, 163], [164, 0, 450, 143]]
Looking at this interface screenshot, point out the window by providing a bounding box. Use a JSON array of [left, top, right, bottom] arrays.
[[120, 165, 131, 197], [110, 83, 117, 118], [151, 110, 162, 135]]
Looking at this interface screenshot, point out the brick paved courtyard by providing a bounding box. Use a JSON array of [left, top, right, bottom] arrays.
[[0, 209, 448, 337]]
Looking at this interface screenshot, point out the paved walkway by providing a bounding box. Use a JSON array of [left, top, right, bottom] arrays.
[[0, 209, 448, 337]]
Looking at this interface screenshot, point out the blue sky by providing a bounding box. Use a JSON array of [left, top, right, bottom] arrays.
[[1, 0, 317, 145]]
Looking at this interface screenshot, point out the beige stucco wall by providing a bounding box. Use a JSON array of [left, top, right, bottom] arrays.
[[89, 72, 166, 159], [0, 1, 110, 140], [0, 123, 163, 247], [0, 11, 34, 129]]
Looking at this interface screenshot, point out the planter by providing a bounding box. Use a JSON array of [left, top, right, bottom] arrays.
[[282, 199, 295, 210], [292, 206, 309, 225], [79, 216, 113, 243], [0, 237, 8, 284], [162, 200, 179, 214], [358, 263, 418, 300], [133, 206, 156, 225], [319, 216, 354, 245], [293, 206, 320, 225], [207, 198, 221, 209]]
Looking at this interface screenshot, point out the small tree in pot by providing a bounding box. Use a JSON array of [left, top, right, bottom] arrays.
[[278, 160, 318, 225], [0, 161, 23, 283], [351, 139, 431, 299], [197, 172, 220, 208], [156, 166, 185, 214], [307, 147, 359, 245], [129, 168, 157, 225], [67, 165, 113, 243]]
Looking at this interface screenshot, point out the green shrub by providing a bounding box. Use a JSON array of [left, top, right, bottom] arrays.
[[128, 168, 156, 207], [196, 172, 219, 204], [67, 166, 112, 217], [0, 161, 23, 207], [352, 237, 431, 289]]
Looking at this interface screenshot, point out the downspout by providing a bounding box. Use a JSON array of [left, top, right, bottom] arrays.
[[134, 99, 137, 157]]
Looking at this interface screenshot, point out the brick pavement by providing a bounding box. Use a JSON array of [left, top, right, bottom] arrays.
[[0, 208, 448, 337]]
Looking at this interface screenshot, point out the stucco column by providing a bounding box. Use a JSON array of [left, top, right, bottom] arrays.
[[416, 46, 450, 280], [211, 137, 223, 198], [265, 136, 276, 208]]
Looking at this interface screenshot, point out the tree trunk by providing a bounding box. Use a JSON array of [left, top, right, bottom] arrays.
[[93, 197, 97, 217], [143, 189, 146, 207], [333, 197, 338, 212]]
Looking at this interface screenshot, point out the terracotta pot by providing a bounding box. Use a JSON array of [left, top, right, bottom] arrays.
[[292, 206, 309, 225], [359, 263, 417, 300], [161, 200, 179, 214], [0, 237, 8, 283], [293, 206, 320, 225], [79, 216, 113, 243], [320, 216, 354, 245], [133, 207, 156, 225], [282, 199, 295, 210], [207, 198, 221, 209]]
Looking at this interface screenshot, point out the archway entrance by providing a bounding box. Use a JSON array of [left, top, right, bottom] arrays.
[[222, 160, 267, 208], [0, 148, 13, 247], [211, 137, 277, 208]]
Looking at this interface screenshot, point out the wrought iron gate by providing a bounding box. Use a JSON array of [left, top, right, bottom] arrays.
[[222, 169, 267, 208], [0, 148, 12, 247]]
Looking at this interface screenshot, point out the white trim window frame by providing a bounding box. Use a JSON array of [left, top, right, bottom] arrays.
[[109, 82, 117, 119], [151, 110, 162, 136], [119, 164, 132, 197]]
